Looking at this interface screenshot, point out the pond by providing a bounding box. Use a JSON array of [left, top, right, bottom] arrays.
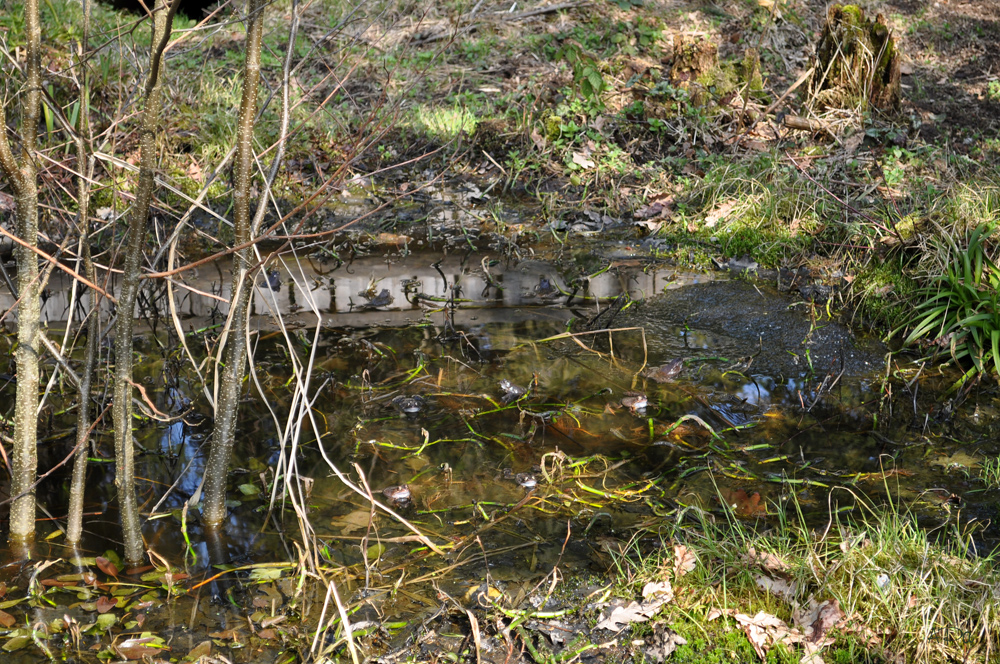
[[1, 245, 997, 662]]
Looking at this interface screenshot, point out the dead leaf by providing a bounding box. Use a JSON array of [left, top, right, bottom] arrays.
[[900, 61, 914, 75], [642, 581, 673, 603], [744, 547, 790, 572], [595, 586, 673, 632], [673, 545, 697, 578], [208, 629, 242, 641], [756, 575, 798, 601], [635, 194, 675, 220], [0, 609, 14, 628], [721, 489, 767, 517], [186, 641, 212, 660], [645, 622, 688, 662], [704, 200, 738, 228], [258, 628, 277, 639], [95, 596, 117, 614], [733, 611, 802, 660], [571, 151, 596, 170], [333, 509, 375, 534], [635, 219, 665, 232], [114, 638, 165, 660], [186, 158, 204, 184], [793, 598, 845, 644]]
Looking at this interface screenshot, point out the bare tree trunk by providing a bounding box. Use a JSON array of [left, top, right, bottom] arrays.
[[112, 0, 179, 564], [66, 0, 96, 546], [201, 0, 269, 527], [0, 0, 43, 543]]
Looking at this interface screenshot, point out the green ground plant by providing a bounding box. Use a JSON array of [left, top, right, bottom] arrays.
[[611, 485, 1000, 664], [899, 224, 1000, 386]]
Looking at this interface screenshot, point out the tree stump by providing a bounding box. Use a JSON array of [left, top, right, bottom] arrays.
[[811, 4, 901, 111]]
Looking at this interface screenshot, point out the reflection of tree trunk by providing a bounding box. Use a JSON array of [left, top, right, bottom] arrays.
[[67, 0, 96, 544], [202, 0, 267, 527], [0, 0, 42, 543], [112, 0, 179, 564]]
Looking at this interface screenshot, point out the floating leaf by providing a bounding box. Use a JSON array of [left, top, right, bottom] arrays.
[[238, 483, 261, 496], [3, 635, 30, 651], [96, 596, 117, 614], [248, 567, 283, 582], [332, 509, 374, 534], [114, 636, 166, 660], [186, 641, 212, 660], [0, 610, 14, 628], [721, 489, 766, 517], [95, 613, 117, 631], [96, 556, 119, 579]]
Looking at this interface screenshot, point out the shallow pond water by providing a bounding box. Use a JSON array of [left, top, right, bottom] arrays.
[[1, 247, 998, 662]]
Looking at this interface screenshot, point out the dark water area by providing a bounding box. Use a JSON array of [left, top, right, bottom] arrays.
[[1, 247, 999, 661]]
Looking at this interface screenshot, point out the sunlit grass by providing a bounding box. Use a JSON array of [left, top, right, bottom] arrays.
[[608, 486, 1000, 664], [409, 104, 478, 141]]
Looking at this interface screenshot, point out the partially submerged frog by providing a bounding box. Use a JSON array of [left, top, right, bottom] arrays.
[[515, 473, 537, 490], [392, 394, 426, 417], [641, 358, 684, 383], [620, 391, 648, 413], [499, 379, 528, 404], [382, 484, 412, 509]]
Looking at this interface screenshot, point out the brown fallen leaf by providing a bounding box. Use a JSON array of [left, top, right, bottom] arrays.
[[635, 194, 675, 220], [0, 609, 15, 628], [114, 637, 166, 660], [721, 489, 767, 517], [645, 622, 687, 663], [673, 545, 697, 578], [704, 199, 738, 228], [732, 611, 802, 660], [595, 584, 673, 632], [95, 596, 117, 614], [793, 598, 845, 644], [571, 151, 596, 169], [744, 547, 790, 572], [186, 641, 212, 660], [755, 575, 798, 601], [258, 628, 277, 640]]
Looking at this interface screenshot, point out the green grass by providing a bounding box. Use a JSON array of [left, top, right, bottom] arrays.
[[607, 486, 1000, 664]]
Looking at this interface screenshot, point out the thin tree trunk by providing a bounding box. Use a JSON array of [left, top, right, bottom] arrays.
[[0, 0, 43, 543], [201, 0, 268, 526], [66, 0, 96, 544], [112, 0, 179, 564]]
